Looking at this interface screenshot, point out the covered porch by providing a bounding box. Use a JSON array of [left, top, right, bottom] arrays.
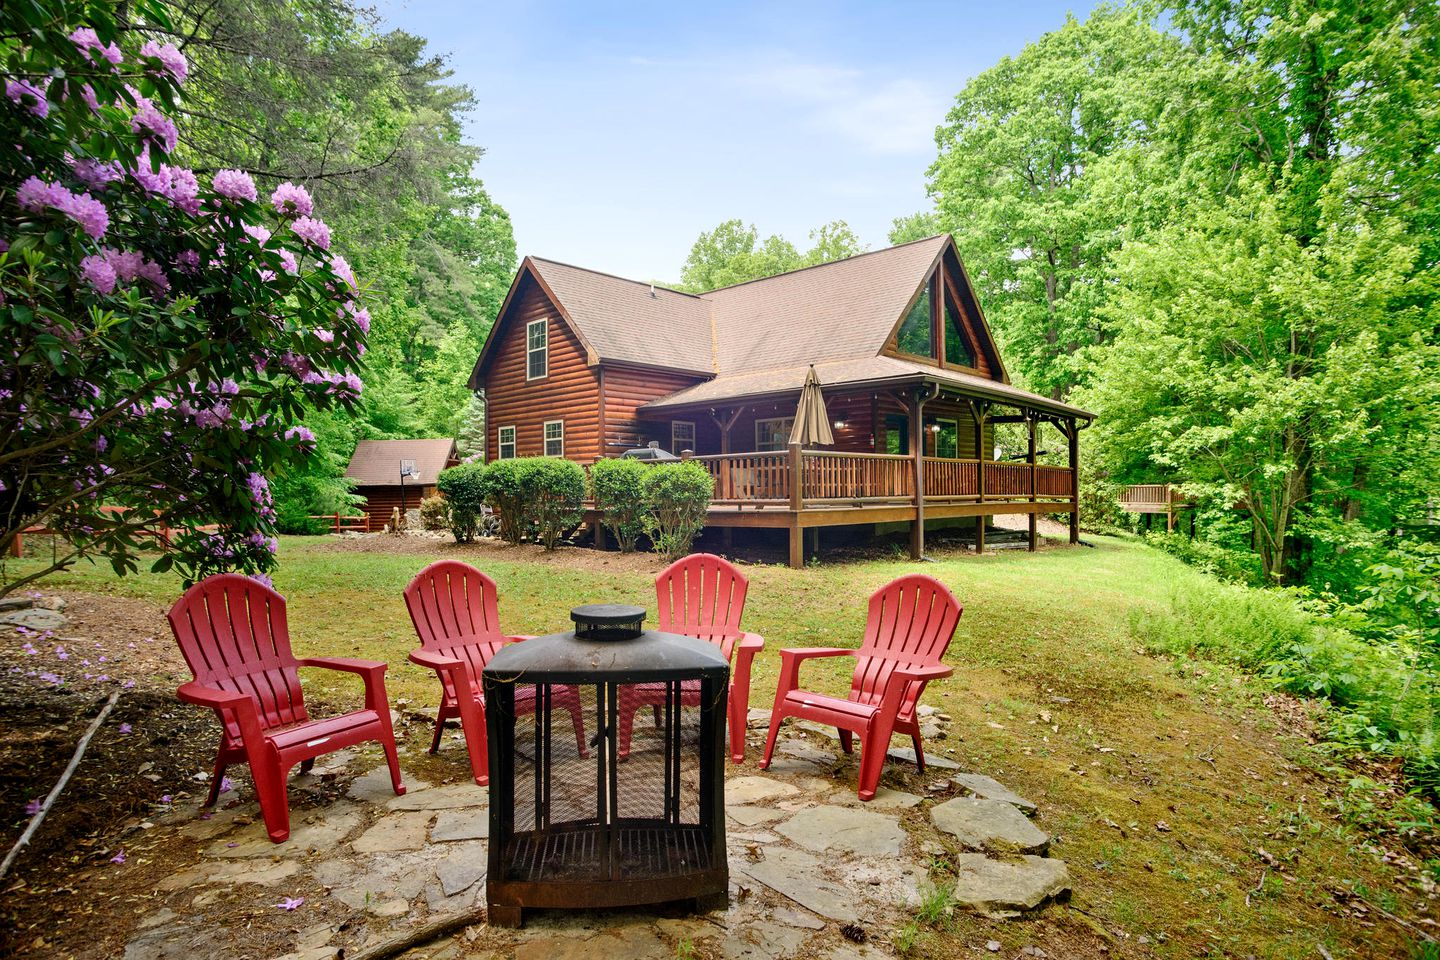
[[637, 366, 1091, 568]]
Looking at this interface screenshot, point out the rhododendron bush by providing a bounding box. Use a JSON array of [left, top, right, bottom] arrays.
[[0, 0, 368, 595]]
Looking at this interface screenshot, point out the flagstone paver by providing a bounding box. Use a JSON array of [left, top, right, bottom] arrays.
[[948, 853, 1071, 918], [737, 846, 861, 922], [351, 809, 432, 853], [722, 922, 810, 960], [775, 804, 906, 857], [727, 803, 786, 826], [726, 775, 801, 805], [205, 805, 363, 857], [386, 782, 487, 811], [930, 797, 1049, 854], [951, 772, 1038, 814], [886, 746, 960, 770], [431, 807, 489, 841]]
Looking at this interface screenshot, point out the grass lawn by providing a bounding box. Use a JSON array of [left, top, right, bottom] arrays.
[[5, 532, 1434, 958]]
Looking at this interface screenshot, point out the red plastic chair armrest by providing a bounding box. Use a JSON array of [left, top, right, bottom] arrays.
[[892, 664, 953, 683], [298, 656, 386, 676], [776, 646, 851, 663], [507, 634, 537, 643], [177, 680, 266, 744], [408, 648, 465, 671], [737, 633, 765, 653]]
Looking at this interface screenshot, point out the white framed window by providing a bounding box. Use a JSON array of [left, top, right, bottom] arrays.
[[497, 425, 516, 460], [755, 417, 794, 453], [671, 420, 696, 454], [526, 319, 548, 380], [543, 420, 564, 457]]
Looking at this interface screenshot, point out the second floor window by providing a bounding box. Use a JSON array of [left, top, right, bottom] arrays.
[[497, 425, 516, 459], [544, 420, 564, 457], [896, 280, 933, 358], [526, 319, 548, 380]]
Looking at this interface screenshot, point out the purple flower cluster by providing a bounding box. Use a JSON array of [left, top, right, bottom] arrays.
[[17, 176, 109, 239], [70, 156, 123, 190], [79, 247, 168, 295], [69, 28, 122, 67], [139, 40, 187, 82], [303, 370, 363, 397], [271, 182, 313, 217], [132, 153, 200, 214], [131, 98, 178, 153], [213, 169, 258, 202], [5, 79, 48, 118], [290, 216, 331, 250]]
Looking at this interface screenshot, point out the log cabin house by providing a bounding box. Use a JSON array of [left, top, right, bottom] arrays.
[[468, 234, 1093, 566], [344, 438, 458, 530]]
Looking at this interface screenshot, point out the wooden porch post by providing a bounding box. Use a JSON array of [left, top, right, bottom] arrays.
[[788, 442, 804, 568], [1027, 417, 1038, 552], [970, 401, 988, 555], [909, 390, 928, 560], [1067, 419, 1080, 544]]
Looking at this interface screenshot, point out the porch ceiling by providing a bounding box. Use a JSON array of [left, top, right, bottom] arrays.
[[636, 356, 1094, 421]]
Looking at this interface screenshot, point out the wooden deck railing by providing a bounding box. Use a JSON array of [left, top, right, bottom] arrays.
[[804, 451, 913, 502], [691, 450, 1075, 508], [1119, 483, 1186, 509], [310, 513, 371, 533]]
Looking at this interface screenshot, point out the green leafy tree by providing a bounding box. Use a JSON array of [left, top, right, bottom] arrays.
[[677, 218, 866, 292], [888, 211, 942, 245], [927, 8, 1203, 398], [436, 462, 485, 543]]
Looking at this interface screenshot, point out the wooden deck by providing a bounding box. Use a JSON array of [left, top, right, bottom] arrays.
[[589, 447, 1079, 567], [1118, 483, 1193, 533]]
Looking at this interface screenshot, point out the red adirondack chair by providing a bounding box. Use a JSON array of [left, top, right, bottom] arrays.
[[403, 560, 587, 786], [760, 573, 961, 800], [616, 553, 764, 762], [167, 574, 405, 843]]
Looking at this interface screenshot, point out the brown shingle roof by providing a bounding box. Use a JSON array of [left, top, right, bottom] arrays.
[[529, 258, 715, 374], [639, 356, 1095, 420], [344, 439, 456, 487], [702, 235, 948, 374]]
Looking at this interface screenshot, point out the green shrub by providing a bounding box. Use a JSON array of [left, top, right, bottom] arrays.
[[589, 458, 650, 552], [524, 458, 586, 551], [436, 462, 486, 543], [478, 459, 530, 544], [418, 495, 451, 532], [643, 462, 713, 561]]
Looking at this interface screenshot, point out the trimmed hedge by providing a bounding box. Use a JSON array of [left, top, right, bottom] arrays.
[[589, 457, 649, 552], [435, 462, 485, 543], [418, 495, 450, 532], [643, 461, 713, 560], [478, 459, 529, 544], [526, 457, 586, 551]]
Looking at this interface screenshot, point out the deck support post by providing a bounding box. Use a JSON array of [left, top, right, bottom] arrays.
[[1066, 418, 1080, 545], [908, 385, 938, 560], [1027, 417, 1038, 552], [788, 443, 805, 568], [969, 400, 988, 555], [592, 517, 606, 552]]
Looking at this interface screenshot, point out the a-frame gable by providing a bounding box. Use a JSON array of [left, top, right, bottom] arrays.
[[467, 257, 600, 390], [879, 236, 1008, 384]]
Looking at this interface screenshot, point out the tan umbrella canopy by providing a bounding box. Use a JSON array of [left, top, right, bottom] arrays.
[[789, 365, 835, 447]]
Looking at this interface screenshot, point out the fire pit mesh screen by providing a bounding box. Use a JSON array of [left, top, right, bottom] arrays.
[[507, 681, 705, 881]]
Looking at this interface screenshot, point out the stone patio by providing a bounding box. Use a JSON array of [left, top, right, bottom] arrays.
[[121, 714, 1070, 960]]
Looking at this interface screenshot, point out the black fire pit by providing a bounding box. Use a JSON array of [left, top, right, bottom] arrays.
[[481, 606, 730, 927]]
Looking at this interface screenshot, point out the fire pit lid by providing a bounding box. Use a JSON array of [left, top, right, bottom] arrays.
[[570, 604, 645, 629], [483, 625, 728, 684]]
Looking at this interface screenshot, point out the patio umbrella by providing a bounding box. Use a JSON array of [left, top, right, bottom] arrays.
[[788, 365, 835, 447]]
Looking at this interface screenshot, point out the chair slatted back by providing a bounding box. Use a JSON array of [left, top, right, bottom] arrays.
[[404, 561, 509, 698], [851, 574, 962, 719], [655, 553, 748, 662], [167, 573, 307, 739]]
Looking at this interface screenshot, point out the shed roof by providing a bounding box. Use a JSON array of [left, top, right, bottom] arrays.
[[344, 439, 457, 487]]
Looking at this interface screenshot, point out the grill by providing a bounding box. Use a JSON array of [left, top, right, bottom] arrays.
[[481, 607, 730, 927]]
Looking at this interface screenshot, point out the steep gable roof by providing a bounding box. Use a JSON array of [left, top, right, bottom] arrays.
[[701, 234, 949, 374], [529, 258, 714, 374], [344, 439, 456, 487], [472, 235, 999, 387]]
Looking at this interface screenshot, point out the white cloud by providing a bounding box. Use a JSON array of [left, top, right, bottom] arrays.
[[738, 57, 946, 156]]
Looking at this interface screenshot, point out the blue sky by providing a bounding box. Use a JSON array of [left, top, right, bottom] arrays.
[[373, 1, 1098, 282]]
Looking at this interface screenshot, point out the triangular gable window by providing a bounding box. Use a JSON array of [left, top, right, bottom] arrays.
[[895, 276, 934, 358], [943, 285, 975, 368]]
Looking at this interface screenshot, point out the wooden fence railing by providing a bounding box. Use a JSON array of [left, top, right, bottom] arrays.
[[691, 449, 1075, 508], [309, 513, 371, 533]]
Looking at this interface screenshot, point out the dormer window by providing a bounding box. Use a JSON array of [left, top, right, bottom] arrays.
[[896, 279, 934, 358], [526, 319, 548, 380]]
